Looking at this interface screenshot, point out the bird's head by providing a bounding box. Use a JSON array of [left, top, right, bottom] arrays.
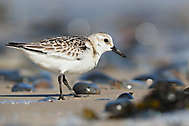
[[88, 32, 126, 57]]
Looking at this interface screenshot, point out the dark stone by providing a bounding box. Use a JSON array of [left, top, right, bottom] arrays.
[[0, 69, 22, 82], [132, 74, 158, 88], [117, 92, 134, 100], [105, 98, 136, 118], [149, 79, 184, 88], [136, 83, 189, 113], [105, 82, 189, 119], [184, 87, 189, 94], [11, 83, 35, 92], [133, 74, 158, 81], [79, 71, 118, 84], [73, 81, 100, 94], [122, 80, 149, 89], [133, 72, 184, 89]]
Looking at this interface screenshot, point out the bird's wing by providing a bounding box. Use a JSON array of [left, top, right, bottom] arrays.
[[8, 36, 91, 60]]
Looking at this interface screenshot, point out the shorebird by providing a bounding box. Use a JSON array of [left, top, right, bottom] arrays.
[[6, 32, 126, 100]]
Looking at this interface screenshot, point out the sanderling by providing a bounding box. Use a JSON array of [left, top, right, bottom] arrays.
[[6, 32, 126, 100]]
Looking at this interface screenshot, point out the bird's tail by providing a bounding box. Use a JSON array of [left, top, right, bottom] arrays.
[[6, 42, 26, 49]]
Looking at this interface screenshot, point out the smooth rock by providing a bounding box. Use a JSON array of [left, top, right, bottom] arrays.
[[117, 92, 134, 100], [122, 80, 149, 89], [183, 87, 189, 94], [11, 83, 35, 92], [149, 79, 184, 88], [136, 82, 189, 113], [0, 69, 22, 82], [79, 71, 118, 84], [105, 98, 135, 117], [133, 74, 158, 81], [73, 81, 100, 95]]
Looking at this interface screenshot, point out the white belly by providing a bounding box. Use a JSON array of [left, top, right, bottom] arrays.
[[25, 50, 98, 74], [66, 57, 96, 74]]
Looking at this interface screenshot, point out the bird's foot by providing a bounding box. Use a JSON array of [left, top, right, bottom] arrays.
[[58, 95, 65, 100]]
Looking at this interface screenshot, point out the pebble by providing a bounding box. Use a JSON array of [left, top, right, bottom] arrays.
[[79, 71, 119, 84], [133, 74, 157, 86], [11, 82, 35, 92], [105, 98, 135, 118], [117, 92, 134, 100], [183, 87, 189, 94], [149, 79, 184, 88], [133, 72, 184, 88], [105, 82, 189, 119], [133, 74, 157, 81], [73, 81, 100, 95], [122, 80, 149, 89], [0, 69, 22, 82], [136, 82, 189, 113]]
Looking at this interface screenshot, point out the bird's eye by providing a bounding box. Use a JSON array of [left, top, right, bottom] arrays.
[[104, 38, 109, 43]]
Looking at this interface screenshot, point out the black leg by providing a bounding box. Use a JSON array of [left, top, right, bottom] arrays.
[[62, 74, 72, 90], [58, 74, 65, 100], [62, 74, 80, 97]]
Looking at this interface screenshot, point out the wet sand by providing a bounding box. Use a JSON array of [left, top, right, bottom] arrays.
[[0, 67, 188, 126], [0, 75, 149, 126]]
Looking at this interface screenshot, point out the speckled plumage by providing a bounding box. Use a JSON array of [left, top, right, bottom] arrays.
[[15, 36, 92, 60]]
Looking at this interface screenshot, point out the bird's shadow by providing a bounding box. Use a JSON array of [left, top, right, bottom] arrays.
[[0, 93, 72, 98], [0, 93, 75, 104]]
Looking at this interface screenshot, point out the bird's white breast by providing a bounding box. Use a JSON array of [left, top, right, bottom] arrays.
[[65, 54, 98, 74], [24, 49, 100, 74]]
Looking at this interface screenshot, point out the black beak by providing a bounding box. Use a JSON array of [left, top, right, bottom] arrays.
[[111, 46, 126, 58]]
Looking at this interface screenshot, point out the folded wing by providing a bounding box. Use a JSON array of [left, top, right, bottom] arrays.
[[6, 36, 91, 60]]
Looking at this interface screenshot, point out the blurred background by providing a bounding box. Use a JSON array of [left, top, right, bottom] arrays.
[[0, 0, 189, 73], [1, 1, 189, 125]]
